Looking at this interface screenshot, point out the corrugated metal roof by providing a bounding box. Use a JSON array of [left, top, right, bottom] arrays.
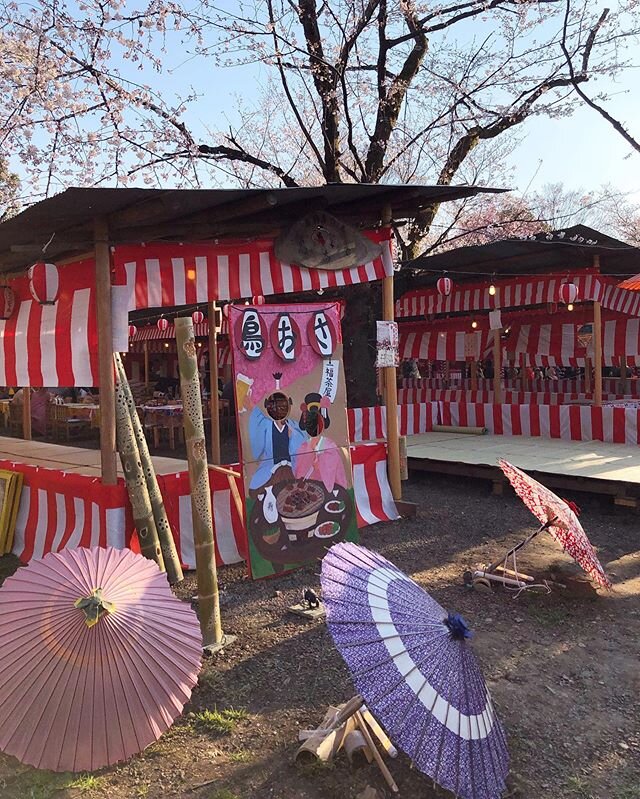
[[0, 183, 504, 273]]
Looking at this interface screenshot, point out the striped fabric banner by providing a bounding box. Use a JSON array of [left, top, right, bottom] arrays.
[[399, 378, 640, 395], [351, 443, 399, 526], [438, 402, 640, 445], [398, 388, 630, 405], [113, 231, 394, 311], [2, 259, 99, 387], [347, 403, 439, 442]]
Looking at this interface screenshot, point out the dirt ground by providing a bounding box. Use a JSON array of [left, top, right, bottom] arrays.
[[0, 470, 638, 799]]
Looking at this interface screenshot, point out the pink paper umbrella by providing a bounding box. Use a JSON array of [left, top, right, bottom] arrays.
[[0, 547, 202, 772]]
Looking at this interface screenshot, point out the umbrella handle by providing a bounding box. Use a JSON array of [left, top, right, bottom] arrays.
[[486, 517, 557, 574]]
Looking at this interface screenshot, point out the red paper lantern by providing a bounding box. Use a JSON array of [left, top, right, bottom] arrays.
[[0, 286, 15, 319], [128, 324, 137, 338], [28, 261, 60, 305], [558, 282, 578, 305], [157, 317, 169, 332], [192, 310, 204, 324], [436, 277, 453, 297], [252, 295, 265, 306]]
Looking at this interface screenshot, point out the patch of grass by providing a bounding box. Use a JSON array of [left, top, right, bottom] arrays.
[[566, 775, 595, 798], [526, 603, 570, 627], [192, 707, 248, 734], [228, 749, 253, 763], [66, 774, 103, 791], [613, 787, 640, 799], [211, 790, 240, 799]]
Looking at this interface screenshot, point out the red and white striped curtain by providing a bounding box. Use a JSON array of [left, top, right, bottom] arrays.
[[1, 258, 99, 387], [396, 271, 640, 319], [113, 230, 394, 311]]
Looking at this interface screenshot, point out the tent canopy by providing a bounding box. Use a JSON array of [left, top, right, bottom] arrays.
[[0, 184, 504, 274]]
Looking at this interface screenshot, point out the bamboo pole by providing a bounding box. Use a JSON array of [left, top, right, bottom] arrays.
[[114, 376, 165, 571], [381, 205, 401, 501], [175, 316, 223, 647], [353, 711, 399, 794], [22, 387, 32, 440], [493, 329, 502, 403], [593, 300, 603, 407], [114, 353, 183, 583], [94, 216, 117, 485], [208, 301, 221, 464]]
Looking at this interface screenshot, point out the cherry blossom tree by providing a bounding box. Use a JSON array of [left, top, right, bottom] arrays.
[[2, 0, 639, 255]]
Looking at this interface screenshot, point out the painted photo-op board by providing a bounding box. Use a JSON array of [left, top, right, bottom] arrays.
[[229, 302, 358, 579]]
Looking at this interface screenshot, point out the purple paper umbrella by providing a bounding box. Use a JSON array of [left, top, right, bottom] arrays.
[[321, 543, 509, 799]]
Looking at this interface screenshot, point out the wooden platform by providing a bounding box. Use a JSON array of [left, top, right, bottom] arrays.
[[407, 432, 640, 507], [0, 436, 187, 477]]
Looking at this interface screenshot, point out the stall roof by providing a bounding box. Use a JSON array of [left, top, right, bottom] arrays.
[[0, 183, 504, 273], [402, 225, 640, 285]]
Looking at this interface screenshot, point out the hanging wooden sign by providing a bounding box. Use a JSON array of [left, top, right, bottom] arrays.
[[238, 308, 267, 360], [271, 313, 301, 362], [308, 311, 338, 357]]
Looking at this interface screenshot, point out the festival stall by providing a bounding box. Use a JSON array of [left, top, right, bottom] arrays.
[[0, 184, 496, 569], [394, 227, 640, 446]]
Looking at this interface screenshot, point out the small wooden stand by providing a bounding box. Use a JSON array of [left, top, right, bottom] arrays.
[[296, 696, 399, 794], [287, 602, 326, 621]]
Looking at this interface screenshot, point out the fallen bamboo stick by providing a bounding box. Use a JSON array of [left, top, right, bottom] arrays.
[[361, 707, 398, 758]]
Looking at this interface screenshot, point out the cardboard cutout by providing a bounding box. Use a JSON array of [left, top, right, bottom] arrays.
[[229, 302, 358, 579]]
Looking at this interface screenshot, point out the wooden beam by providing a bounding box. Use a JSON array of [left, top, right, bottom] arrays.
[[493, 329, 502, 403], [381, 205, 402, 502], [593, 300, 603, 407], [144, 341, 149, 387], [208, 301, 221, 465], [470, 361, 478, 392], [94, 216, 118, 485], [22, 388, 32, 440]]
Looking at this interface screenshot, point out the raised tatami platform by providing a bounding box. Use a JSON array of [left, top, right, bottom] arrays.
[[0, 437, 187, 477], [406, 432, 640, 507]]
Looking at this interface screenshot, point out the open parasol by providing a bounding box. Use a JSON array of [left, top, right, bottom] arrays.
[[321, 542, 509, 799], [498, 459, 611, 589], [617, 274, 640, 291], [0, 547, 202, 772]]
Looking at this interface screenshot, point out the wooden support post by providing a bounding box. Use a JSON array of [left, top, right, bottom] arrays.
[[585, 357, 592, 394], [493, 329, 502, 403], [175, 316, 224, 649], [381, 205, 401, 501], [594, 300, 603, 407], [208, 301, 221, 465], [144, 341, 149, 387], [22, 388, 32, 440], [621, 362, 628, 396], [94, 217, 117, 485], [470, 361, 478, 392], [443, 360, 450, 385]]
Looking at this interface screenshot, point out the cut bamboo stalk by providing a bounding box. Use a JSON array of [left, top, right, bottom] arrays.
[[114, 378, 165, 571], [295, 705, 356, 763], [114, 354, 183, 584], [361, 707, 398, 758], [353, 711, 399, 794], [175, 316, 223, 647], [208, 301, 221, 465]]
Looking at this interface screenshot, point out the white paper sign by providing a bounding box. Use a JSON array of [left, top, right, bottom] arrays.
[[320, 359, 340, 403], [489, 309, 502, 330]]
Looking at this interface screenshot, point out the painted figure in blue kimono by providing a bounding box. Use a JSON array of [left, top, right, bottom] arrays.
[[247, 391, 307, 490]]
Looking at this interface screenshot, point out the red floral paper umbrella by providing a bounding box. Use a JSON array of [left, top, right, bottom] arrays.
[[499, 459, 611, 589]]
